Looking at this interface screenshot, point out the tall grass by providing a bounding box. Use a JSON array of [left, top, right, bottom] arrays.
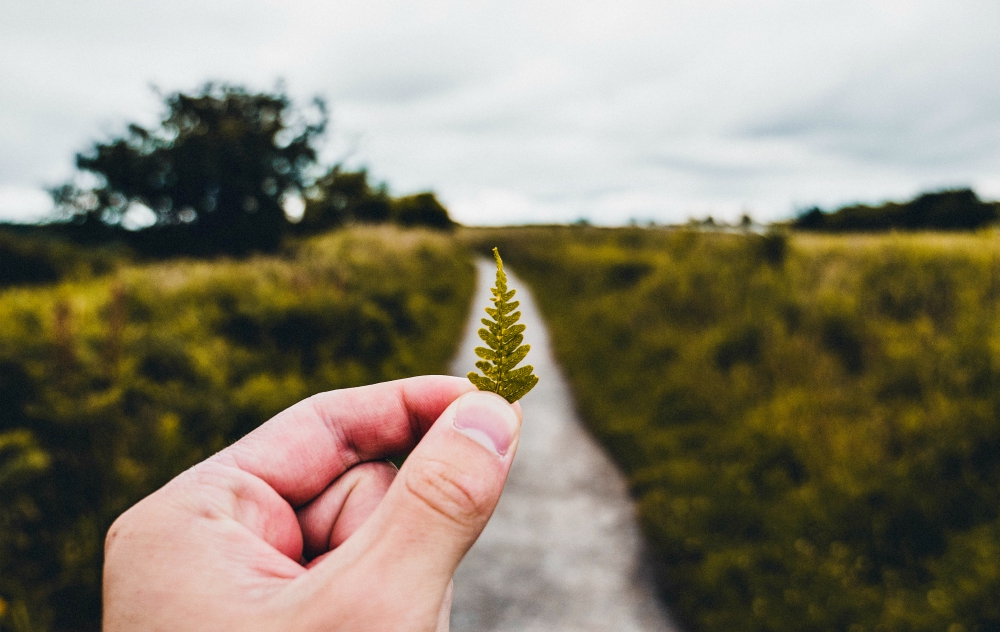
[[469, 226, 1000, 632], [0, 227, 474, 632]]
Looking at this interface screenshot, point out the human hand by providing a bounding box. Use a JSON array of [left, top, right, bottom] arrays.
[[103, 376, 522, 631]]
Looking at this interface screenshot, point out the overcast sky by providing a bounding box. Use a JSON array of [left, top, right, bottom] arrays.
[[2, 0, 999, 225]]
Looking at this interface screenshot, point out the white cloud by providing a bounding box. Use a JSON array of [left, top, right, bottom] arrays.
[[2, 0, 999, 224]]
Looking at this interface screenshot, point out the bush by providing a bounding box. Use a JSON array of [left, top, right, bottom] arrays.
[[299, 168, 455, 232], [0, 227, 474, 631], [392, 193, 454, 230], [299, 167, 389, 230], [469, 226, 1000, 631], [0, 230, 124, 289]]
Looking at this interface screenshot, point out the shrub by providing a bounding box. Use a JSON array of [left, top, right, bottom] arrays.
[[0, 227, 474, 631], [469, 226, 1000, 632], [0, 230, 124, 289], [299, 169, 455, 232], [391, 193, 454, 230]]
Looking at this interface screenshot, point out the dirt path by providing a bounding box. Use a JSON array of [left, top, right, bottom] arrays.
[[449, 260, 679, 632]]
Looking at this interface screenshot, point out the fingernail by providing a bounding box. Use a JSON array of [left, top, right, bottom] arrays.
[[453, 392, 519, 456]]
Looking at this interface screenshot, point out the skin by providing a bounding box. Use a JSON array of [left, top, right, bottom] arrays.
[[103, 376, 522, 631]]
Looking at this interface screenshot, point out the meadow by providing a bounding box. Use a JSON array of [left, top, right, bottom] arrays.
[[7, 221, 1000, 632], [0, 227, 474, 631], [470, 226, 1000, 632]]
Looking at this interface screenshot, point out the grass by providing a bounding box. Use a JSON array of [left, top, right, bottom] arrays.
[[0, 227, 475, 632], [466, 225, 1000, 632]]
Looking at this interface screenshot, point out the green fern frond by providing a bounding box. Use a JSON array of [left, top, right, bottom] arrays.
[[467, 248, 539, 403]]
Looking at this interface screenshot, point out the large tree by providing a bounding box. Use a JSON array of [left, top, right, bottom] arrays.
[[55, 84, 326, 254]]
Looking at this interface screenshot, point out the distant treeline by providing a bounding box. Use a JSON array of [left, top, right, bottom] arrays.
[[0, 177, 452, 289], [794, 188, 999, 231], [1, 84, 454, 276]]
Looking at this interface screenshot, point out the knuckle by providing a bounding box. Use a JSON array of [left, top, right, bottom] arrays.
[[350, 459, 398, 482], [104, 506, 139, 557], [405, 457, 491, 528]]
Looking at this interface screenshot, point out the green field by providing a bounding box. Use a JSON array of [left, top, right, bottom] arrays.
[[470, 226, 1000, 632], [7, 222, 1000, 631], [0, 227, 475, 631]]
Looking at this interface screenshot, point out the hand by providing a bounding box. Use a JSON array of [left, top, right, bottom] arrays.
[[103, 376, 522, 631]]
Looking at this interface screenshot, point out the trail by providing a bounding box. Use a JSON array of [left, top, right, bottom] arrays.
[[449, 260, 679, 632]]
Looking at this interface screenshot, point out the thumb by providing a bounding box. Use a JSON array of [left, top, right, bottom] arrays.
[[303, 390, 520, 627], [373, 390, 520, 578]]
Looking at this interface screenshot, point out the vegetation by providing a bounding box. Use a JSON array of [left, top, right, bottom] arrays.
[[52, 84, 327, 255], [0, 227, 475, 632], [298, 168, 454, 233], [0, 82, 460, 630], [795, 188, 999, 232], [470, 226, 1000, 631], [0, 230, 126, 289], [467, 248, 538, 403], [33, 85, 454, 261]]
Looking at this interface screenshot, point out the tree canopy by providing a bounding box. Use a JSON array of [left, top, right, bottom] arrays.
[[47, 84, 455, 256], [53, 84, 327, 254]]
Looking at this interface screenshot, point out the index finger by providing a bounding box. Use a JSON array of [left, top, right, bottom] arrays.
[[213, 375, 476, 506]]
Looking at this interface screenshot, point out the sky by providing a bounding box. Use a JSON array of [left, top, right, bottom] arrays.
[[2, 0, 999, 225]]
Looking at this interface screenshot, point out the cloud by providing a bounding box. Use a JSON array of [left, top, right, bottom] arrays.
[[2, 0, 1000, 224]]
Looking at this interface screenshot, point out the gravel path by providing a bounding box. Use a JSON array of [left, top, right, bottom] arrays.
[[449, 260, 680, 632]]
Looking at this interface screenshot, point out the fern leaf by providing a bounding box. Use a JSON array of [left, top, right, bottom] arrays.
[[503, 374, 538, 404], [467, 373, 493, 391], [504, 364, 536, 382], [501, 344, 530, 368], [467, 248, 540, 403]]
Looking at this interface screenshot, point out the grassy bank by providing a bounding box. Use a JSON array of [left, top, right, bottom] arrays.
[[0, 227, 475, 631], [469, 226, 1000, 632]]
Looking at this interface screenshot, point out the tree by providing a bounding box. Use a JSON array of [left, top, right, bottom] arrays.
[[298, 167, 455, 232], [298, 167, 391, 231], [54, 84, 327, 254], [793, 188, 999, 232]]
